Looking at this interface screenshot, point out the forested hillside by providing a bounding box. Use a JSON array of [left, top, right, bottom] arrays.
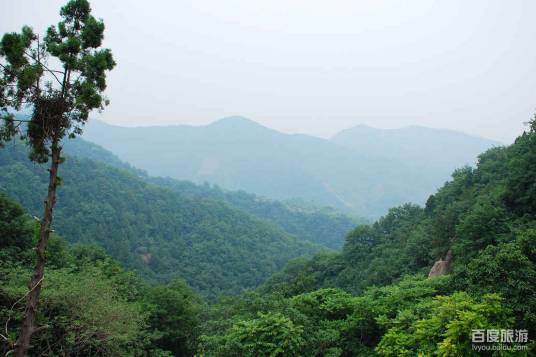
[[63, 137, 360, 250], [196, 120, 536, 355], [81, 117, 497, 218], [1, 0, 532, 354], [0, 141, 321, 299], [0, 194, 204, 355], [147, 177, 360, 250], [2, 122, 534, 355], [260, 126, 536, 298]]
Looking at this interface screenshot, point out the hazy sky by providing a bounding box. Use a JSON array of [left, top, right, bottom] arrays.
[[2, 0, 536, 143]]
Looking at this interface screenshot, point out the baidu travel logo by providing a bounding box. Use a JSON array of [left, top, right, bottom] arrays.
[[471, 329, 529, 352]]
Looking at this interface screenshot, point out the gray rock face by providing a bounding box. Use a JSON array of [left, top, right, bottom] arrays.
[[428, 250, 453, 278]]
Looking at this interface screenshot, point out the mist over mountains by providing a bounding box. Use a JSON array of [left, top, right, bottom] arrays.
[[82, 117, 498, 218], [332, 124, 499, 167]]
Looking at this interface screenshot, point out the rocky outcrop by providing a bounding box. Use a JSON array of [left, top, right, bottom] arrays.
[[428, 250, 453, 278]]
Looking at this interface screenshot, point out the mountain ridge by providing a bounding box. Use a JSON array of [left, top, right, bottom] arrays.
[[81, 117, 498, 218], [91, 118, 500, 143], [332, 123, 501, 142]]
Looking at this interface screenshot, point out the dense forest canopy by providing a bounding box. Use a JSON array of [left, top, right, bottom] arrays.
[[0, 140, 325, 299], [146, 176, 362, 250], [0, 193, 201, 355], [67, 134, 363, 250], [1, 119, 535, 355], [11, 129, 361, 251]]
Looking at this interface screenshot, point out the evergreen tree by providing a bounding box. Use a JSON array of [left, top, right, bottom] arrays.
[[0, 0, 115, 354]]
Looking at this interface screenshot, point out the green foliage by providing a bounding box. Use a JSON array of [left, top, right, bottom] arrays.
[[453, 199, 511, 262], [504, 118, 536, 216], [336, 204, 430, 294], [452, 232, 536, 331], [0, 140, 320, 299], [340, 275, 452, 352], [261, 204, 436, 298], [2, 86, 536, 356], [203, 312, 304, 357], [1, 254, 146, 356], [264, 119, 536, 301], [290, 288, 359, 356], [231, 118, 536, 355], [143, 280, 203, 356], [0, 192, 34, 263], [376, 293, 515, 357], [0, 0, 115, 161], [201, 276, 454, 356], [260, 252, 343, 297], [148, 177, 361, 250], [57, 137, 357, 250], [0, 193, 203, 356]]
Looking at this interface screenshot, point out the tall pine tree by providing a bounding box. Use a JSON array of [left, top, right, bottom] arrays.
[[0, 1, 115, 355]]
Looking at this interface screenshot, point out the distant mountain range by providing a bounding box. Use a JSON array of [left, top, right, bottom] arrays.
[[81, 117, 500, 218], [332, 124, 498, 168]]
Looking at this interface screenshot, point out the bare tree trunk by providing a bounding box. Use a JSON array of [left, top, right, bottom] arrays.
[[13, 142, 61, 357]]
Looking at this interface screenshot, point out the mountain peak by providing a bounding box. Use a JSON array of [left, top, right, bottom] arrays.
[[208, 116, 262, 128]]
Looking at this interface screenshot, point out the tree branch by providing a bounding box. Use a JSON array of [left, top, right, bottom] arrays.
[[8, 119, 32, 123], [32, 325, 50, 334], [3, 276, 45, 349], [23, 50, 64, 86], [36, 35, 41, 93]]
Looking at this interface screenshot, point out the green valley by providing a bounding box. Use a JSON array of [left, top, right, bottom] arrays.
[[0, 140, 322, 299], [1, 1, 534, 355]]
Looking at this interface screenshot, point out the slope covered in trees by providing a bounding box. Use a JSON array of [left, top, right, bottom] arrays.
[[81, 117, 498, 218], [0, 141, 320, 299], [147, 177, 361, 250], [61, 137, 360, 250], [197, 120, 536, 355], [0, 194, 202, 356], [260, 121, 536, 299], [2, 121, 535, 355]]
